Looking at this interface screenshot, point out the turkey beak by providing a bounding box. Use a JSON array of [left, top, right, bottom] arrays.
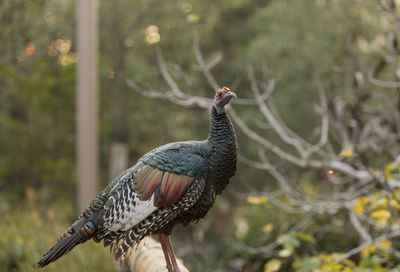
[[227, 91, 237, 99]]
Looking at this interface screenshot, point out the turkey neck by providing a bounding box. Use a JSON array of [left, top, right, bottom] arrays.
[[202, 106, 237, 194]]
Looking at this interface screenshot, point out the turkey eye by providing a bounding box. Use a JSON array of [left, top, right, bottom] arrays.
[[218, 92, 223, 97]]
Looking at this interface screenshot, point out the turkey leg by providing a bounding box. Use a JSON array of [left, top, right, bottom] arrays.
[[158, 233, 181, 272]]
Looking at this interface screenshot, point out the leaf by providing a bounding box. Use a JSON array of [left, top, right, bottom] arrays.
[[340, 149, 356, 157], [353, 196, 367, 214], [186, 13, 200, 24], [247, 196, 269, 204], [235, 218, 248, 239], [262, 223, 274, 234], [361, 245, 377, 258], [379, 239, 392, 249], [277, 234, 300, 248], [341, 259, 356, 267], [370, 209, 390, 220], [375, 218, 388, 228], [278, 248, 293, 257], [385, 163, 399, 180], [395, 189, 400, 199], [385, 163, 399, 173], [390, 199, 400, 209], [264, 259, 282, 272], [369, 197, 388, 210], [320, 254, 334, 263], [293, 257, 320, 272], [295, 231, 315, 244], [369, 168, 382, 175]]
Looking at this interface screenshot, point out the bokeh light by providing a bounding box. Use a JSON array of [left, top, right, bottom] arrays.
[[145, 25, 160, 44]]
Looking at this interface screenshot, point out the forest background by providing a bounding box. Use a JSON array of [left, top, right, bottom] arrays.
[[1, 0, 400, 271]]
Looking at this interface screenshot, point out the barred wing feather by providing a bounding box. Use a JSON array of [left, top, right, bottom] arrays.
[[99, 152, 208, 260]]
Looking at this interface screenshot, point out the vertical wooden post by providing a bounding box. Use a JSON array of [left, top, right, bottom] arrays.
[[76, 0, 98, 213]]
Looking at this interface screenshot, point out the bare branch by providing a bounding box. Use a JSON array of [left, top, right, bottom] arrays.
[[173, 64, 194, 89], [156, 47, 184, 95], [193, 31, 269, 106], [228, 107, 306, 166], [193, 29, 219, 91], [238, 153, 296, 197], [376, 243, 400, 259], [367, 65, 400, 88], [229, 106, 373, 181], [123, 76, 212, 108], [205, 50, 223, 70], [335, 230, 400, 263], [247, 63, 308, 156], [235, 241, 278, 256], [125, 55, 375, 184], [349, 209, 372, 241], [306, 74, 330, 157]]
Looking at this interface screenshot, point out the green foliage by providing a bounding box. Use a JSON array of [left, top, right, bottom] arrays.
[[0, 190, 113, 271], [277, 233, 300, 249], [292, 257, 320, 272]]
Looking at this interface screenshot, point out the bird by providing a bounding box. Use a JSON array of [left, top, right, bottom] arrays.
[[35, 87, 237, 272]]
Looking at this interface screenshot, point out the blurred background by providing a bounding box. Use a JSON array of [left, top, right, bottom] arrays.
[[2, 0, 400, 271]]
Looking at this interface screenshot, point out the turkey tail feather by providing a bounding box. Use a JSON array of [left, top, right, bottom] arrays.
[[35, 217, 87, 268]]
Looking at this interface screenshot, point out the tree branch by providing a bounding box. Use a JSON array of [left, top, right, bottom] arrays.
[[335, 230, 400, 263], [115, 237, 189, 272]]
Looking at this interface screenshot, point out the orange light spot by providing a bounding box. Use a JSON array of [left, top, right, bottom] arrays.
[[25, 42, 36, 57]]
